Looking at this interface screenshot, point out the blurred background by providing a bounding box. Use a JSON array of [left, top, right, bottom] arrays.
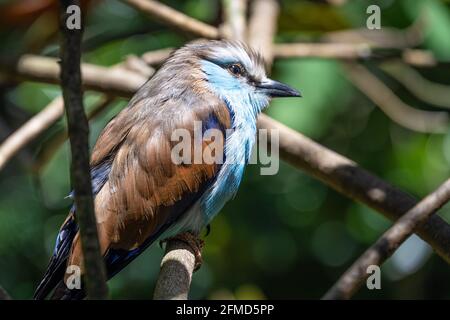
[[0, 0, 450, 299]]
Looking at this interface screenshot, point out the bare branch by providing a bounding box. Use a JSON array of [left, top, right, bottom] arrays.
[[59, 0, 107, 299], [343, 63, 449, 133], [381, 62, 450, 110], [120, 0, 220, 39], [248, 0, 279, 68], [323, 177, 450, 300], [223, 0, 247, 42], [4, 54, 147, 97], [257, 114, 450, 264], [273, 43, 437, 66], [0, 96, 64, 171]]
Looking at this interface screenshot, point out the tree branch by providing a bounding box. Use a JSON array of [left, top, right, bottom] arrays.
[[257, 114, 450, 264], [2, 54, 147, 97], [153, 239, 197, 300], [59, 0, 107, 299], [223, 0, 247, 42], [273, 43, 436, 66], [323, 177, 450, 300], [120, 0, 220, 39], [247, 0, 279, 68], [0, 96, 64, 171], [381, 62, 450, 110], [342, 62, 449, 133]]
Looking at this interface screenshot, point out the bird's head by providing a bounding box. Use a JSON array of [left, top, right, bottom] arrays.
[[156, 40, 301, 113]]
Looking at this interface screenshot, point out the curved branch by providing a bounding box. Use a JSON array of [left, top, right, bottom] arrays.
[[381, 62, 450, 110], [0, 96, 64, 171], [323, 177, 450, 300], [343, 62, 449, 133], [257, 114, 450, 264]]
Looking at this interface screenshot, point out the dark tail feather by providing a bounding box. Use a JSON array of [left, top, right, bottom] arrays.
[[34, 212, 78, 300], [33, 257, 66, 300]]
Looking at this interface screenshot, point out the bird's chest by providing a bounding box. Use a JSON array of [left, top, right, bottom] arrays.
[[198, 123, 256, 222]]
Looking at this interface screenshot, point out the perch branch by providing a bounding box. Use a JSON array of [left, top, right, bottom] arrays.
[[342, 63, 449, 133], [153, 239, 197, 300], [323, 177, 450, 300], [59, 0, 107, 299], [120, 0, 220, 39]]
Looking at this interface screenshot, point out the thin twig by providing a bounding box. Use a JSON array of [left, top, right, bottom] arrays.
[[381, 62, 450, 109], [343, 63, 449, 133], [120, 0, 220, 39], [59, 0, 107, 299], [323, 177, 450, 300], [0, 96, 64, 171], [273, 43, 437, 66]]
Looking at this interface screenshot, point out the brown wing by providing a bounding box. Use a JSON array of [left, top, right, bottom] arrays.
[[67, 98, 231, 271]]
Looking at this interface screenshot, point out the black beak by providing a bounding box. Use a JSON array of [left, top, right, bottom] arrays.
[[256, 79, 302, 98]]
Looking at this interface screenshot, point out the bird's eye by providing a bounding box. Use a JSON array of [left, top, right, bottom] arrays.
[[228, 63, 244, 76]]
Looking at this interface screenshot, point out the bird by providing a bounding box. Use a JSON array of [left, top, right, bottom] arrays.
[[34, 39, 301, 300]]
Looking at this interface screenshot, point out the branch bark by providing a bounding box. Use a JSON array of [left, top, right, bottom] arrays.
[[257, 114, 450, 264], [153, 239, 197, 300], [323, 177, 450, 300], [343, 62, 449, 133], [0, 96, 64, 171], [2, 54, 147, 97], [247, 0, 279, 68], [120, 0, 220, 39], [59, 0, 107, 299]]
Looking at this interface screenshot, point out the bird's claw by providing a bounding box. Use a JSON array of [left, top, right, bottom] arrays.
[[161, 232, 204, 271]]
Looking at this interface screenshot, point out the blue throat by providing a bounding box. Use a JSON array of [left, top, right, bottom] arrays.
[[197, 60, 270, 223]]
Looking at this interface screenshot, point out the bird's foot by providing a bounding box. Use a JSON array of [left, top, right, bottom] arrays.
[[161, 232, 204, 271]]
